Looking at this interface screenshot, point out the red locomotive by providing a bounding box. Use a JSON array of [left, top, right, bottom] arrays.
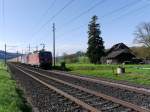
[[9, 50, 52, 69], [27, 50, 52, 69]]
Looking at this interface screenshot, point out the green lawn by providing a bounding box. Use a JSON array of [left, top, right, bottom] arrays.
[[67, 64, 150, 86], [0, 62, 31, 112]]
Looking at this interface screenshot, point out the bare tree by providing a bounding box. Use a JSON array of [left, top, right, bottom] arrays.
[[134, 22, 150, 47]]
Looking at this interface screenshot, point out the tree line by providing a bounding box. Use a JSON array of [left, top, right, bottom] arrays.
[[87, 15, 150, 64], [59, 15, 150, 64]]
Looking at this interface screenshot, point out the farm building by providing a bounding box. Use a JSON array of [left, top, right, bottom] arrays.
[[143, 59, 150, 64], [105, 43, 136, 64]]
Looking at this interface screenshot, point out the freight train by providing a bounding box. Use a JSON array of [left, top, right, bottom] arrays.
[[8, 50, 52, 69]]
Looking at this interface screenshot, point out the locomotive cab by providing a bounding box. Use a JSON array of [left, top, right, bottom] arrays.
[[39, 51, 52, 69]]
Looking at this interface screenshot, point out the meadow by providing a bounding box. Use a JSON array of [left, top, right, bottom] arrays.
[[0, 62, 31, 112], [67, 64, 150, 86]]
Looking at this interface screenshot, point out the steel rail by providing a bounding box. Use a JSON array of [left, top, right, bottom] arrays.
[[13, 64, 101, 112], [17, 65, 150, 112], [19, 64, 150, 95], [34, 67, 150, 95]]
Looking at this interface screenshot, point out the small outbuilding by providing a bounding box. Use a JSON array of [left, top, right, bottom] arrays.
[[105, 43, 136, 64]]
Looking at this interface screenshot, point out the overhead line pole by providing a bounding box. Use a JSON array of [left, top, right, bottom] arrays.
[[29, 44, 31, 53], [53, 23, 56, 67], [17, 50, 19, 62], [32, 0, 74, 37], [4, 44, 6, 66], [3, 0, 6, 66], [36, 46, 38, 51], [21, 49, 23, 62]]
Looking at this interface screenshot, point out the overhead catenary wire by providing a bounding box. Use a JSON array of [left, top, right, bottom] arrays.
[[34, 0, 57, 27], [109, 3, 150, 23], [57, 0, 142, 37], [41, 0, 56, 18], [31, 0, 148, 51], [59, 0, 107, 29], [32, 0, 75, 37], [100, 0, 141, 18], [58, 0, 140, 31]]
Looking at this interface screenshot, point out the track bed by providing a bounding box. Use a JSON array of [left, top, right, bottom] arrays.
[[20, 64, 150, 110], [8, 63, 150, 112]]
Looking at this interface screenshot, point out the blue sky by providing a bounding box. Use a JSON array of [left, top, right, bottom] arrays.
[[0, 0, 150, 55]]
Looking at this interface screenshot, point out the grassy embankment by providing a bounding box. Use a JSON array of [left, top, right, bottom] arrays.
[[0, 62, 31, 112], [67, 64, 150, 86]]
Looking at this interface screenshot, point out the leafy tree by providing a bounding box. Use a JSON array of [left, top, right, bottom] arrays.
[[62, 52, 68, 62], [75, 51, 84, 57], [134, 22, 150, 47], [131, 46, 150, 59], [87, 15, 105, 64]]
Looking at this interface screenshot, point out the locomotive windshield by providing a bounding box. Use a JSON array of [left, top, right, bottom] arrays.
[[39, 51, 52, 62], [42, 52, 51, 57]]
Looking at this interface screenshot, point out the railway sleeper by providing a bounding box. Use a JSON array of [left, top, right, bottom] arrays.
[[100, 102, 120, 110], [103, 107, 133, 112], [90, 100, 109, 107], [77, 94, 94, 99]]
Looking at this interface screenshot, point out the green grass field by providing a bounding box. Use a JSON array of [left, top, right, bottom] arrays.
[[67, 64, 150, 86], [0, 62, 31, 112]]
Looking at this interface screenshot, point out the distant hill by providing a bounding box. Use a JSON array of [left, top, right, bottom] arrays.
[[0, 50, 21, 60]]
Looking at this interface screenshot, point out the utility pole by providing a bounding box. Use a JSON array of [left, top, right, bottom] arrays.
[[21, 49, 23, 62], [36, 46, 38, 51], [53, 23, 56, 67], [4, 44, 6, 66], [28, 44, 30, 53], [17, 51, 19, 62]]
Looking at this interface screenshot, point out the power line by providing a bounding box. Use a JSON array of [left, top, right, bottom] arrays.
[[58, 0, 141, 37], [34, 0, 56, 27], [110, 3, 150, 23], [42, 0, 56, 17], [32, 0, 75, 37], [59, 0, 107, 29], [49, 0, 75, 20], [58, 0, 139, 31], [100, 0, 141, 18]]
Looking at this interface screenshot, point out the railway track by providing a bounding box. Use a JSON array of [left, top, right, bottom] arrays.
[[9, 63, 94, 112], [9, 63, 150, 112], [19, 63, 150, 110]]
